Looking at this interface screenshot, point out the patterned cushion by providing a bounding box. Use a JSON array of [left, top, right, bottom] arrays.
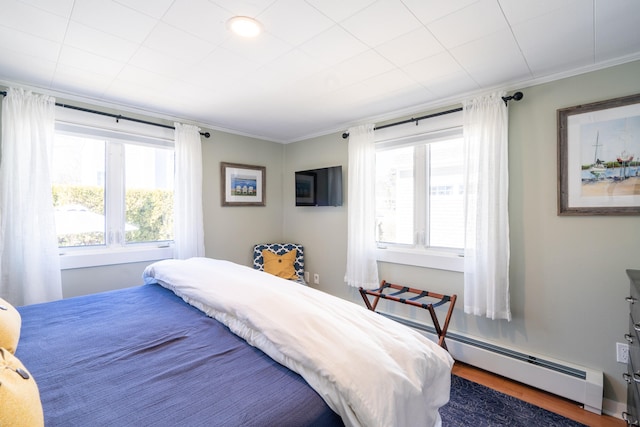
[[253, 243, 306, 284]]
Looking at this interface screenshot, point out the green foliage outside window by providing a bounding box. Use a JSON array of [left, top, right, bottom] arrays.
[[52, 185, 173, 247], [53, 185, 104, 213], [125, 188, 174, 243]]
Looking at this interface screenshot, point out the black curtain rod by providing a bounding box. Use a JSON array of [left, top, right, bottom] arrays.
[[341, 91, 523, 139], [0, 90, 211, 138]]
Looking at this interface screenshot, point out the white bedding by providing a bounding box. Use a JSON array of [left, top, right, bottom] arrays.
[[143, 257, 453, 427]]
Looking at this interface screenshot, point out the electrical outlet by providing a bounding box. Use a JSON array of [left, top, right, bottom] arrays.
[[304, 271, 309, 283], [617, 342, 629, 364], [313, 273, 320, 285]]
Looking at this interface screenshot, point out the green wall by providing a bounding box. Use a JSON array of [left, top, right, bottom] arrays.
[[202, 131, 285, 265]]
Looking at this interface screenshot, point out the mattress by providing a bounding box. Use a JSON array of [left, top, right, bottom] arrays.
[[16, 284, 343, 426]]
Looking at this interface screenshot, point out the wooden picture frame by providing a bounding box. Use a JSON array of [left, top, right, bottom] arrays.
[[557, 93, 640, 215], [221, 162, 265, 207]]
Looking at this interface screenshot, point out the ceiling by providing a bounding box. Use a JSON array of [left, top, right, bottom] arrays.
[[1, 0, 639, 143]]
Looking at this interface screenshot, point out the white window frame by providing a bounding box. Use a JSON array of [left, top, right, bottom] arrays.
[[375, 111, 464, 272], [54, 107, 175, 270]]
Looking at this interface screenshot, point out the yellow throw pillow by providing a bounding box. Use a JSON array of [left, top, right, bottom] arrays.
[[0, 347, 44, 427], [262, 249, 298, 280], [0, 297, 21, 354]]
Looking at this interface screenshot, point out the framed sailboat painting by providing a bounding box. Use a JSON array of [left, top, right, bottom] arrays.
[[558, 93, 640, 215]]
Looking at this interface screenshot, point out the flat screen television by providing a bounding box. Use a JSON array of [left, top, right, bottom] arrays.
[[295, 165, 343, 206]]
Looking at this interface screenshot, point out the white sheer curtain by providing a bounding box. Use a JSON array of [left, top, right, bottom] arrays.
[[173, 123, 205, 259], [344, 124, 379, 289], [0, 88, 63, 305], [462, 91, 511, 320]]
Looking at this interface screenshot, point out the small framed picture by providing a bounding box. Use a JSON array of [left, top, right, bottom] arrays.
[[221, 162, 265, 207], [557, 93, 640, 215]]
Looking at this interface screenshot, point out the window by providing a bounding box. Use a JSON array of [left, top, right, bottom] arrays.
[[374, 112, 464, 271], [52, 133, 107, 247], [52, 108, 175, 269]]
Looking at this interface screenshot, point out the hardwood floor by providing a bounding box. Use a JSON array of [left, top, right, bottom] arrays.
[[452, 361, 625, 427]]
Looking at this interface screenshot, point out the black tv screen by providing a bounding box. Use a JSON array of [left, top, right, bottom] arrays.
[[295, 166, 343, 206]]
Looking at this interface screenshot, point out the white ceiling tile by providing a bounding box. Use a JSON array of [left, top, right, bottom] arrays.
[[113, 0, 174, 19], [400, 0, 478, 25], [403, 51, 466, 85], [154, 80, 208, 107], [367, 87, 438, 117], [1, 0, 68, 42], [375, 27, 445, 67], [305, 0, 376, 23], [427, 0, 508, 49], [64, 22, 139, 63], [51, 64, 112, 97], [1, 0, 639, 142], [298, 26, 369, 69], [0, 52, 57, 88], [258, 0, 334, 46], [330, 69, 433, 107], [594, 0, 640, 62], [114, 66, 176, 92], [106, 80, 165, 110], [498, 0, 582, 24], [211, 0, 277, 17], [322, 49, 396, 91], [143, 22, 217, 61], [58, 45, 126, 78], [451, 28, 531, 87], [512, 2, 594, 76], [71, 0, 158, 43], [187, 47, 257, 86], [128, 46, 193, 78], [17, 0, 74, 18], [251, 49, 325, 89], [340, 0, 423, 47], [220, 31, 292, 66], [423, 70, 479, 98], [0, 25, 61, 62], [162, 0, 232, 45], [284, 72, 339, 100], [317, 96, 392, 126]]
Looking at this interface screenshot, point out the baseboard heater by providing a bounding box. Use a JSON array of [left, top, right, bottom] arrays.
[[380, 312, 603, 414]]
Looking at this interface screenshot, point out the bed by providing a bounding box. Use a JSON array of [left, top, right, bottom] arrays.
[[12, 257, 453, 427]]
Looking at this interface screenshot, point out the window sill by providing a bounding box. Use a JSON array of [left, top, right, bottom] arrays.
[[59, 246, 173, 270], [376, 247, 464, 272]]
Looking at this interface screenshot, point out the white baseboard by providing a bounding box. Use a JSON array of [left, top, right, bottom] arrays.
[[380, 312, 610, 415], [603, 398, 625, 420]]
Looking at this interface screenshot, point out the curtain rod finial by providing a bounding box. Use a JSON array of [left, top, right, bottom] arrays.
[[342, 132, 349, 139], [502, 91, 524, 106]]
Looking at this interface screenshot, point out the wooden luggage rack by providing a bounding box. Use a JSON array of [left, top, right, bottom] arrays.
[[359, 281, 457, 350]]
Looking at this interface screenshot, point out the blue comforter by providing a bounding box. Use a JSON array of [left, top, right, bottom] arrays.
[[16, 284, 343, 426]]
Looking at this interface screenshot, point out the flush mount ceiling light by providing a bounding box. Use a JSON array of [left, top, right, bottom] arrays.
[[227, 16, 262, 38]]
